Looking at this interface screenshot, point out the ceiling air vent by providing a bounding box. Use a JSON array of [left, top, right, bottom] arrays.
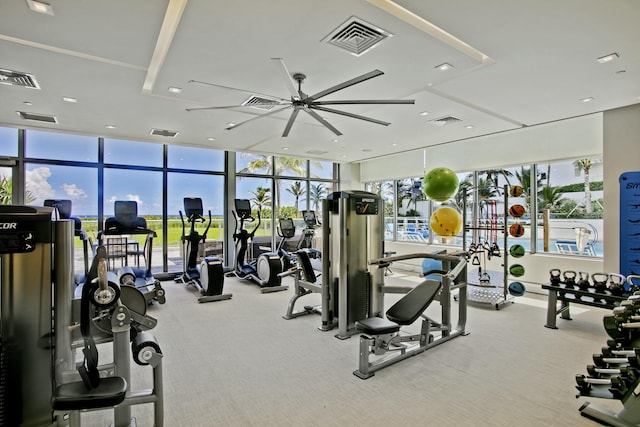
[[428, 115, 462, 127], [242, 95, 281, 111], [16, 111, 57, 123], [306, 149, 329, 155], [323, 16, 392, 56], [150, 128, 178, 138], [0, 68, 40, 89]]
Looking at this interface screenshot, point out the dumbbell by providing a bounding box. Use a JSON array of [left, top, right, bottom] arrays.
[[609, 273, 627, 297], [549, 268, 562, 286], [586, 364, 638, 380], [577, 271, 591, 291], [592, 352, 632, 368], [575, 373, 632, 397], [563, 270, 577, 289]]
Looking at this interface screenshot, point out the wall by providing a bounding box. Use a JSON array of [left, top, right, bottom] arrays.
[[603, 103, 640, 272], [360, 113, 603, 180]]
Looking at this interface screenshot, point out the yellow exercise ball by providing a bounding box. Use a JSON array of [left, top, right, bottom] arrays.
[[429, 206, 463, 237]]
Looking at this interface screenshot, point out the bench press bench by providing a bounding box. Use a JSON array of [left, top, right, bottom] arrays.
[[354, 252, 469, 379]]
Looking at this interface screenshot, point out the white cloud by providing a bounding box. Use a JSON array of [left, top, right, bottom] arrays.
[[61, 183, 88, 199], [125, 194, 142, 204], [25, 167, 54, 200]]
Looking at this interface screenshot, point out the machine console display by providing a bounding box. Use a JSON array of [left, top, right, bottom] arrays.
[[0, 229, 36, 253], [354, 198, 378, 215]]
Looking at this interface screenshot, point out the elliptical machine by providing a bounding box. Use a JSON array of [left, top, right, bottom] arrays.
[[230, 199, 287, 293], [277, 217, 297, 272], [176, 197, 231, 303]]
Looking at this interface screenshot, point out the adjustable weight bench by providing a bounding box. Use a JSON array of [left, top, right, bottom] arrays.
[[353, 278, 443, 379]]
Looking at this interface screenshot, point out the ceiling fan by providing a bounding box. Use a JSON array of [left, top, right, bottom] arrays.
[[186, 58, 415, 137]]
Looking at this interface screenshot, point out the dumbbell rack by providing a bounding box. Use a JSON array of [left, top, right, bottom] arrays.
[[543, 282, 627, 329], [462, 186, 512, 310], [576, 295, 640, 426]]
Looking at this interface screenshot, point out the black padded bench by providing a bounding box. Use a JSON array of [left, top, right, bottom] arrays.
[[356, 279, 442, 335]]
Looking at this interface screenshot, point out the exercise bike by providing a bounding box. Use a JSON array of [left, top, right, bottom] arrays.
[[176, 197, 231, 303], [230, 199, 287, 293]]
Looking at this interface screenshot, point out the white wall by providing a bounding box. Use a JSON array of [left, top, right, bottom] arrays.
[[360, 113, 603, 179], [603, 103, 640, 272]]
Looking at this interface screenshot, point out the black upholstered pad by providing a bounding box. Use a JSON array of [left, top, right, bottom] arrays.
[[386, 280, 442, 325], [295, 249, 317, 283], [52, 376, 127, 411], [356, 316, 401, 335]]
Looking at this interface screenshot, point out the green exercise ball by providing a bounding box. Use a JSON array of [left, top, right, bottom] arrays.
[[509, 264, 525, 277], [429, 206, 463, 237], [422, 167, 459, 202], [509, 244, 526, 258]]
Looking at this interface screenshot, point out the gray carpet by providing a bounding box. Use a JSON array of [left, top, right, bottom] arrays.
[[82, 271, 622, 426]]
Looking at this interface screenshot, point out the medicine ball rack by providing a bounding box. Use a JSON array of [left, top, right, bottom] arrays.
[[462, 186, 513, 309]]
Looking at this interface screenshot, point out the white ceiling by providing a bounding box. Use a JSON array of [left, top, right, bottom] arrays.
[[0, 0, 638, 163]]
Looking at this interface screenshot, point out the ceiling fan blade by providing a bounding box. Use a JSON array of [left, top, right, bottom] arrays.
[[224, 105, 290, 131], [303, 108, 343, 136], [188, 79, 289, 102], [311, 99, 415, 106], [271, 58, 302, 101], [186, 102, 289, 112], [307, 70, 384, 102], [282, 108, 300, 137], [310, 105, 391, 126]]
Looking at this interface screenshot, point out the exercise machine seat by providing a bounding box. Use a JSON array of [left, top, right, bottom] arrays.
[[356, 316, 401, 335], [51, 376, 127, 411], [295, 249, 317, 283], [387, 279, 441, 325], [356, 279, 442, 335]]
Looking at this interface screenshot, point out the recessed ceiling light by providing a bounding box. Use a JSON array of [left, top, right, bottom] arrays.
[[62, 97, 77, 103], [341, 154, 347, 158], [596, 53, 619, 64], [580, 97, 595, 103], [23, 101, 32, 106], [168, 86, 182, 94], [26, 0, 54, 15], [332, 139, 339, 143], [105, 124, 116, 129], [362, 148, 372, 152], [282, 146, 289, 151], [227, 122, 236, 128], [392, 143, 397, 146], [616, 70, 627, 74], [465, 125, 474, 129], [435, 63, 453, 71], [418, 111, 430, 116], [207, 137, 216, 141]]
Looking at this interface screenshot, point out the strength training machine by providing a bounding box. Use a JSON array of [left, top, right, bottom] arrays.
[[0, 205, 164, 427], [176, 197, 231, 303], [230, 199, 287, 293], [354, 251, 469, 379]]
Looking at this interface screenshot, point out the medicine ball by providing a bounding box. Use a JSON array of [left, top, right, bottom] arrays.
[[509, 264, 525, 277], [509, 185, 524, 197], [509, 223, 525, 237], [422, 167, 459, 202], [508, 204, 525, 218], [429, 206, 463, 237], [508, 281, 526, 296], [509, 244, 525, 258]]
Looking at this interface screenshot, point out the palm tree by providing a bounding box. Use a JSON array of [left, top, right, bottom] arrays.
[[574, 159, 593, 214], [479, 169, 513, 194], [285, 181, 306, 211], [239, 154, 306, 208], [514, 166, 543, 211], [0, 175, 35, 204], [248, 186, 271, 213], [538, 185, 565, 211], [309, 183, 327, 212]]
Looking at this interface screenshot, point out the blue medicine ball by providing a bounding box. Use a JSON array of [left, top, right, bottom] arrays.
[[508, 281, 526, 297]]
